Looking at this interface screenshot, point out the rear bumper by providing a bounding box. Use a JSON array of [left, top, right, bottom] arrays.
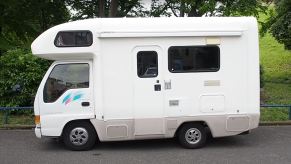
[[210, 113, 260, 137], [35, 127, 42, 138]]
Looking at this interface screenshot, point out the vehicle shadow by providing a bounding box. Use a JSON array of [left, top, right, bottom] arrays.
[[94, 134, 251, 151], [39, 132, 253, 151], [39, 138, 67, 151]]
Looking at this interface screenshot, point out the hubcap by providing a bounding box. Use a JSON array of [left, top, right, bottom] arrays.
[[69, 127, 89, 146], [185, 128, 201, 144]]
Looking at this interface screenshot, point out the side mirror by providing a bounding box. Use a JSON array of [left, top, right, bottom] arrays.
[[12, 84, 22, 93]]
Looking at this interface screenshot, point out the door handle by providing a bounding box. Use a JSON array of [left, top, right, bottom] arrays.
[[81, 102, 90, 107]]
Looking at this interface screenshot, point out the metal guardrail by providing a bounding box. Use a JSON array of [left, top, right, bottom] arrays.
[[0, 107, 34, 111], [0, 105, 291, 124], [260, 104, 291, 120], [0, 107, 33, 124]]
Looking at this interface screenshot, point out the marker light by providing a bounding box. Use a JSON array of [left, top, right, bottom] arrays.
[[35, 115, 40, 125]]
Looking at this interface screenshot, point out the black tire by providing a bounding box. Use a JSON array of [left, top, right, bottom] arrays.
[[63, 121, 97, 151], [178, 123, 207, 149]]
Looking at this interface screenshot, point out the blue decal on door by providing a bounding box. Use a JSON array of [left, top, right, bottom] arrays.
[[62, 93, 72, 104], [62, 92, 84, 105], [73, 93, 83, 101]]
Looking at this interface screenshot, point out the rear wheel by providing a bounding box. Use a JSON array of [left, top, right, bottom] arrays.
[[178, 123, 207, 149], [63, 121, 97, 151]]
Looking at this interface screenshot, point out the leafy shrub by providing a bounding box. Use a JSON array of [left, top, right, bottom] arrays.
[[0, 49, 51, 107]]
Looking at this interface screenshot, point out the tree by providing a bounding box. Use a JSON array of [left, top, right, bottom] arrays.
[[66, 0, 147, 20], [149, 0, 267, 17], [0, 0, 69, 107], [0, 49, 51, 106], [262, 0, 290, 50], [0, 0, 70, 52]]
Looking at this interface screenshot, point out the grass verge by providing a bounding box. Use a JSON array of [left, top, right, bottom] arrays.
[[0, 112, 34, 125], [259, 26, 291, 121]]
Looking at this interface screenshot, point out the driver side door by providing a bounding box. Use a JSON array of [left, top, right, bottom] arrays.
[[38, 61, 94, 136]]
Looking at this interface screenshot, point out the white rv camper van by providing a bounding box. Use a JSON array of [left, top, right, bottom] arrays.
[[31, 17, 260, 150]]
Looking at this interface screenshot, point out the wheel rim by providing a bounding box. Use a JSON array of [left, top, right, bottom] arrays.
[[185, 128, 201, 144], [69, 127, 89, 146]]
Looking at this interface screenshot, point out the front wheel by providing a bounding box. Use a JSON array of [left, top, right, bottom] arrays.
[[63, 121, 97, 151], [178, 123, 207, 149]]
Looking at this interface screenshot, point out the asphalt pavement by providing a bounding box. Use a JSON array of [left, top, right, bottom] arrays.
[[1, 126, 291, 164]]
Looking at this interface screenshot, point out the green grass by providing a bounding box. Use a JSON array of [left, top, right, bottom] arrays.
[[262, 83, 291, 104], [259, 32, 291, 121], [260, 82, 291, 121], [0, 112, 34, 125], [260, 33, 291, 84], [261, 108, 289, 122], [258, 9, 291, 121]]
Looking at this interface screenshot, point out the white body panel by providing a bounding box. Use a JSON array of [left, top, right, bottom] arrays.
[[31, 17, 260, 140]]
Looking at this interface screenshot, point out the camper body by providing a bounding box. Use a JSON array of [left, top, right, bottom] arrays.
[[31, 17, 260, 150]]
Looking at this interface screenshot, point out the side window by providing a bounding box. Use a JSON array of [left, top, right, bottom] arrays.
[[54, 31, 93, 47], [43, 64, 89, 103], [137, 51, 158, 78], [168, 46, 220, 73]]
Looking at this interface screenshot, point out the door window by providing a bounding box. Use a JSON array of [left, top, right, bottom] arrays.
[[137, 51, 158, 78], [43, 63, 89, 103]]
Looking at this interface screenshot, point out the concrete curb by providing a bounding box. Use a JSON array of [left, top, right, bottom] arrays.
[[0, 125, 34, 130], [259, 121, 291, 126], [1, 121, 291, 130]]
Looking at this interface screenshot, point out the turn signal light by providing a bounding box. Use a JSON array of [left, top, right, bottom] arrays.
[[35, 115, 40, 125]]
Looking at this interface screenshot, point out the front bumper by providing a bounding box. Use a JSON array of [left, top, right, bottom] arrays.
[[35, 127, 42, 138]]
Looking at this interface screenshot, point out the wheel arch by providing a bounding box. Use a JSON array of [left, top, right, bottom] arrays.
[[61, 119, 99, 140], [174, 121, 212, 137]]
